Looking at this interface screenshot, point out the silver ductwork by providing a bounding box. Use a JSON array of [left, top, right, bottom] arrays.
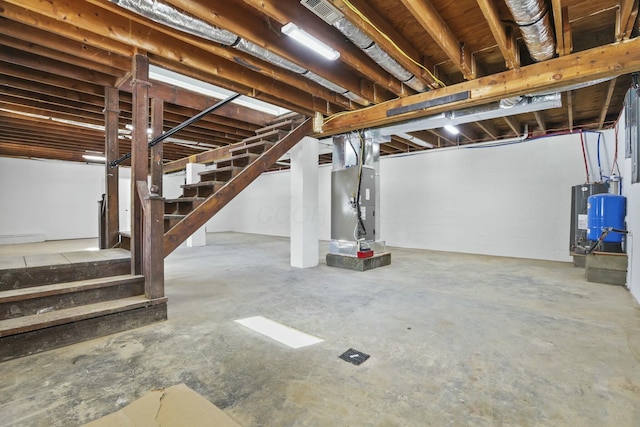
[[332, 17, 427, 92], [111, 0, 370, 105], [504, 0, 555, 62]]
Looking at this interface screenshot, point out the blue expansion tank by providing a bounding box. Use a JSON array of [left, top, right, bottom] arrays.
[[587, 194, 626, 243]]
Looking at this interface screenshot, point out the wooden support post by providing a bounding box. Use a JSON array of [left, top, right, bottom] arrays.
[[150, 98, 164, 195], [130, 54, 150, 275], [137, 181, 165, 299], [104, 86, 120, 248]]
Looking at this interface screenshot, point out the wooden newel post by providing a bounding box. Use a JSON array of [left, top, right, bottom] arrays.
[[136, 181, 165, 299]]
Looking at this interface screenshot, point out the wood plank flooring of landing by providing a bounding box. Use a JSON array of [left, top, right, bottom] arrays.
[[1, 232, 639, 426]]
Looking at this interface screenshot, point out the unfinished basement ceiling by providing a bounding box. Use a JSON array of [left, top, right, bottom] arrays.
[[0, 0, 638, 163]]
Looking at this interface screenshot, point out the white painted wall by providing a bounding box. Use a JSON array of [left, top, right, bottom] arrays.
[[616, 109, 640, 301], [0, 157, 103, 241], [213, 132, 615, 263]]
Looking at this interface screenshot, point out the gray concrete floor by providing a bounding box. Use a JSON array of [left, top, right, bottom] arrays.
[[1, 232, 639, 426]]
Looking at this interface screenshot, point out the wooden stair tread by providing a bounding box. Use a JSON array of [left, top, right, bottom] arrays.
[[164, 214, 186, 219], [119, 231, 131, 238], [198, 166, 242, 175], [0, 296, 167, 337], [240, 129, 282, 144], [0, 274, 144, 303], [164, 197, 203, 203], [229, 140, 275, 153], [254, 119, 294, 134], [181, 181, 226, 189], [266, 111, 302, 125]]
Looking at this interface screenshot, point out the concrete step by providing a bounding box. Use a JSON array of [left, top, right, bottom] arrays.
[[0, 274, 145, 320], [0, 296, 167, 362]]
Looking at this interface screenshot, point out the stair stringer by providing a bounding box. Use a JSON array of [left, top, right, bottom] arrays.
[[163, 119, 312, 257]]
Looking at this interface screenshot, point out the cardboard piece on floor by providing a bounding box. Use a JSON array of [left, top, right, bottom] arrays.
[[83, 383, 241, 427]]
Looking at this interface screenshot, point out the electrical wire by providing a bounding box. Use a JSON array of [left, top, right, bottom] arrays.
[[340, 0, 446, 89], [354, 130, 367, 239], [596, 132, 603, 181], [579, 131, 590, 183]]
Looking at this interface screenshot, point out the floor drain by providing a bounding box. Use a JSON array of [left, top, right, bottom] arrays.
[[339, 348, 370, 365]]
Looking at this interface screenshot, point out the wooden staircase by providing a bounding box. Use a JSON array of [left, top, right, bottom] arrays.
[[0, 250, 166, 362], [0, 114, 310, 362], [163, 114, 311, 255]]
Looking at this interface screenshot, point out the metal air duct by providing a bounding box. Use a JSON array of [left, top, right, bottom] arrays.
[[111, 0, 369, 105], [301, 0, 428, 92], [503, 0, 556, 61]]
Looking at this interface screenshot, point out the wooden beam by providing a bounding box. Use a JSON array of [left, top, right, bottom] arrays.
[[92, 0, 357, 108], [104, 87, 120, 249], [239, 0, 405, 97], [163, 0, 382, 103], [130, 54, 151, 275], [533, 111, 547, 133], [0, 19, 131, 71], [619, 0, 640, 40], [2, 0, 342, 115], [476, 0, 520, 68], [598, 78, 618, 129], [150, 98, 164, 194], [474, 121, 499, 140], [330, 0, 441, 89], [562, 6, 572, 55], [551, 0, 565, 55], [0, 46, 117, 87], [319, 37, 640, 135], [503, 116, 521, 136], [164, 119, 313, 256], [401, 0, 475, 79]]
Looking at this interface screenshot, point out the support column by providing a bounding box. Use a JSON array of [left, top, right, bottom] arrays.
[[290, 136, 319, 268], [104, 87, 120, 248], [150, 98, 164, 195], [186, 162, 207, 247], [130, 54, 150, 275]]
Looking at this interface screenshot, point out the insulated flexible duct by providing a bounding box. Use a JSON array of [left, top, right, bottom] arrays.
[[503, 0, 556, 61], [333, 18, 427, 92], [111, 0, 369, 105]]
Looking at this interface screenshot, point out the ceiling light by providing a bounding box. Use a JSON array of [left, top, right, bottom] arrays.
[[281, 23, 340, 61], [444, 124, 459, 135], [82, 154, 106, 163]]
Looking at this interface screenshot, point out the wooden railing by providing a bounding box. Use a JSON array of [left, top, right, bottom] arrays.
[[136, 180, 164, 299]]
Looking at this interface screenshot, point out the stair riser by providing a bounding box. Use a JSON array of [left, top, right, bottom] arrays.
[[0, 259, 130, 291], [0, 302, 167, 362], [199, 168, 242, 183], [0, 281, 145, 320], [164, 199, 204, 215]]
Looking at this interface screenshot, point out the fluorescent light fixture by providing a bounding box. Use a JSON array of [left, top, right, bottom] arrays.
[[82, 154, 106, 163], [281, 22, 340, 61], [235, 316, 324, 349], [444, 124, 459, 135], [149, 65, 290, 116]]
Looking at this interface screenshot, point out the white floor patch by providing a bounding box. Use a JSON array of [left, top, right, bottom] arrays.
[[235, 316, 324, 349]]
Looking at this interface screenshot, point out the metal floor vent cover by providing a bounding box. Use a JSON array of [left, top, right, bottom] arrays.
[[339, 348, 370, 365]]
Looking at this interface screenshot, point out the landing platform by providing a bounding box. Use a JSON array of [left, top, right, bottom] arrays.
[[0, 249, 131, 290]]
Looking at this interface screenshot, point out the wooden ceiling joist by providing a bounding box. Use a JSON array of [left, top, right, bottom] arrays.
[[330, 0, 441, 90], [1, 0, 344, 116], [598, 78, 618, 129], [401, 0, 475, 79], [239, 0, 405, 98], [476, 0, 520, 69]]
